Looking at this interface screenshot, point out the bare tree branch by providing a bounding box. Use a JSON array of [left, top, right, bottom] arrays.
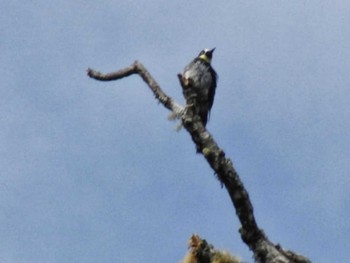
[[87, 61, 184, 115], [87, 61, 311, 263]]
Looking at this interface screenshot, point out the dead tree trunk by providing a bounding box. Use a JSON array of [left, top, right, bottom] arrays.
[[87, 61, 311, 263]]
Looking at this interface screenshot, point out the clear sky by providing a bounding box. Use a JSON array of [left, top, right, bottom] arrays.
[[1, 1, 350, 262]]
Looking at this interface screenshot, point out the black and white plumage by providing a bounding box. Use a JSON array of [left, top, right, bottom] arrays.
[[181, 48, 217, 127]]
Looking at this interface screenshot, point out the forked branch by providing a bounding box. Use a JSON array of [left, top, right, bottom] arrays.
[[87, 61, 310, 263]]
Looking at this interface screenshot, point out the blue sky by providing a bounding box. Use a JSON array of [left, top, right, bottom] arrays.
[[1, 1, 350, 262]]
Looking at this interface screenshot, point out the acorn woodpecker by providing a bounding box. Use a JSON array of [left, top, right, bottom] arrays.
[[181, 48, 217, 127]]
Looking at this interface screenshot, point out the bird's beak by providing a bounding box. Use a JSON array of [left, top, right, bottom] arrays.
[[208, 48, 216, 55]]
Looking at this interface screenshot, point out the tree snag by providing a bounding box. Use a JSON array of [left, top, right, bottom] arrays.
[[87, 61, 311, 263]]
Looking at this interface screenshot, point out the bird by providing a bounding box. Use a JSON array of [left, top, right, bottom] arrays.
[[181, 48, 218, 127]]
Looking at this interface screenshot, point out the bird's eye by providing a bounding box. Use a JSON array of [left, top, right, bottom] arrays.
[[206, 52, 212, 58]]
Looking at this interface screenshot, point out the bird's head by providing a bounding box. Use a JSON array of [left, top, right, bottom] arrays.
[[197, 48, 215, 63]]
